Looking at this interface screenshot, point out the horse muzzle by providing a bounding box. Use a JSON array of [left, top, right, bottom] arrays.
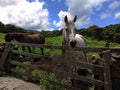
[[70, 40, 77, 48]]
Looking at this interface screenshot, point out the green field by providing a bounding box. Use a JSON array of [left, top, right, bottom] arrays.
[[45, 35, 120, 47], [1, 33, 120, 47]]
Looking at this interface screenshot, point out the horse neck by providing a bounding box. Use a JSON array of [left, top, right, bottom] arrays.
[[75, 34, 87, 47]]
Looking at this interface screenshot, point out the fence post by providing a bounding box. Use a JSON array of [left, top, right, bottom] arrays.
[[102, 50, 112, 90], [0, 42, 11, 73]]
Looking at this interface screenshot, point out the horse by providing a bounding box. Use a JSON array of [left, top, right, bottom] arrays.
[[5, 32, 45, 55], [62, 15, 87, 62], [62, 15, 93, 89]]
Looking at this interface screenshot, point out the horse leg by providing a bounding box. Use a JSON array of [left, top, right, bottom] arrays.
[[41, 48, 44, 55], [32, 47, 35, 53], [21, 46, 26, 58], [22, 46, 25, 52], [27, 47, 31, 53], [83, 51, 88, 63]]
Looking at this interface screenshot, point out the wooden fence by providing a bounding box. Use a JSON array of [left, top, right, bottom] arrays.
[[0, 42, 120, 90]]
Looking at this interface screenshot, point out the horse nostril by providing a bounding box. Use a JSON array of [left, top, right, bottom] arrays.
[[70, 41, 76, 48]]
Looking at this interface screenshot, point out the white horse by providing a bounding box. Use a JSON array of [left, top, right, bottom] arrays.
[[62, 15, 87, 62]]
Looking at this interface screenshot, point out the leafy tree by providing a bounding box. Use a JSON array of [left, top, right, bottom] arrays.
[[0, 22, 7, 33]]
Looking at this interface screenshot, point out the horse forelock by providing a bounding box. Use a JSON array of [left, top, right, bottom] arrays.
[[67, 20, 75, 27]]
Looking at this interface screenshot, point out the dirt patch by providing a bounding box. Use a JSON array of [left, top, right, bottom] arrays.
[[0, 77, 41, 90]]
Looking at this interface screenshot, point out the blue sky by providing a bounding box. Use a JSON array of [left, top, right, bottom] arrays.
[[0, 0, 120, 31]]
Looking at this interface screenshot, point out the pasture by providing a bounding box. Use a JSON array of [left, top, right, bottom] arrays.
[[0, 32, 120, 48], [46, 36, 120, 47], [1, 32, 120, 56]]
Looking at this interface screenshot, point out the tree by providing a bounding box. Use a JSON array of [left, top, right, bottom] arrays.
[[0, 22, 7, 33]]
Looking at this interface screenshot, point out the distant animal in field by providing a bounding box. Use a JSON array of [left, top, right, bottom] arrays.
[[5, 32, 45, 55]]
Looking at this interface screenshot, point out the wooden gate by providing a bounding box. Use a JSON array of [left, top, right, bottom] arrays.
[[0, 42, 120, 90]]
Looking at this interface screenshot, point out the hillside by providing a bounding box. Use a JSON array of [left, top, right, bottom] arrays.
[[0, 21, 120, 44], [79, 24, 120, 44]]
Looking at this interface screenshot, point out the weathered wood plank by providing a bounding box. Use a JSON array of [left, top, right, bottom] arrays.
[[12, 50, 41, 58], [12, 50, 104, 70], [102, 50, 112, 90], [52, 57, 104, 70], [11, 42, 63, 49], [10, 60, 30, 67], [0, 42, 11, 71], [11, 42, 120, 53]]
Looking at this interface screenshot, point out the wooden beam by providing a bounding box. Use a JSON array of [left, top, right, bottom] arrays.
[[11, 42, 120, 53], [0, 42, 11, 71], [102, 50, 112, 90], [12, 50, 104, 70]]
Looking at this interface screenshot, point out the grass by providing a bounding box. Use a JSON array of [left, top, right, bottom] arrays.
[[45, 36, 62, 45], [0, 33, 5, 43], [45, 35, 120, 47], [85, 36, 120, 47], [1, 32, 119, 47]]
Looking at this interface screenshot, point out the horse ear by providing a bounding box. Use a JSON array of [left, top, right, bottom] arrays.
[[73, 15, 77, 22], [64, 15, 68, 24]]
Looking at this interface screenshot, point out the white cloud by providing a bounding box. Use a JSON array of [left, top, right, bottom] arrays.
[[53, 10, 70, 29], [100, 0, 120, 20], [54, 0, 107, 29], [100, 12, 110, 19], [0, 0, 49, 31], [0, 0, 21, 7], [51, 0, 54, 2], [109, 0, 120, 10], [51, 0, 61, 2], [115, 12, 120, 19]]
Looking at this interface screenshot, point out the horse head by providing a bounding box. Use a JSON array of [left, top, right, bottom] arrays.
[[63, 15, 77, 48]]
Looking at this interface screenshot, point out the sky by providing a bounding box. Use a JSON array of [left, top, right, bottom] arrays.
[[0, 0, 120, 31]]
